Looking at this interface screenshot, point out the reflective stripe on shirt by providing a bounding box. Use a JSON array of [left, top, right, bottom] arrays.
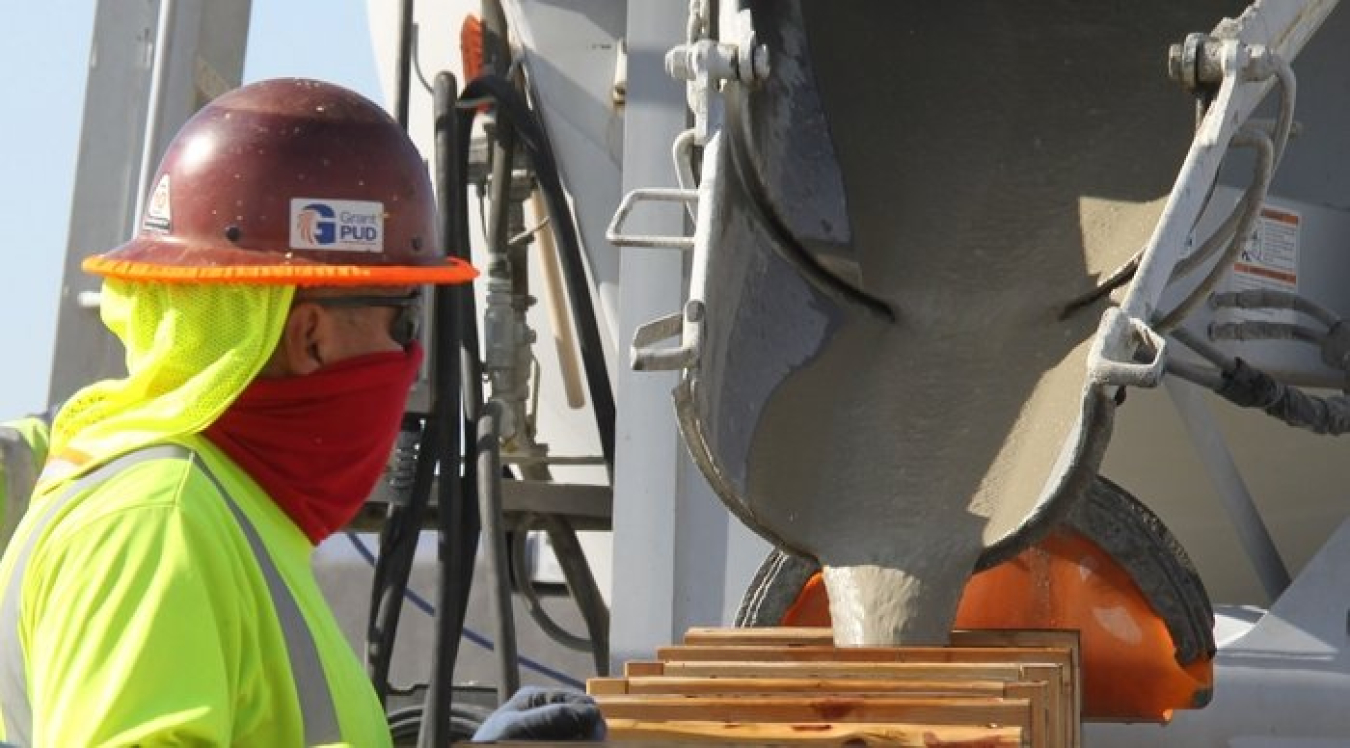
[[0, 444, 342, 746]]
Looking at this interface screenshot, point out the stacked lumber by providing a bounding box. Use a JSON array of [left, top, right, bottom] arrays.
[[587, 627, 1080, 747]]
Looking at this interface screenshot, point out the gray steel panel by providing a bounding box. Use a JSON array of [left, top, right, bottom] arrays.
[[49, 0, 250, 404]]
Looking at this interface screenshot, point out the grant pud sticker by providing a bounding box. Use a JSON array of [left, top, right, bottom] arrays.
[[290, 198, 384, 252]]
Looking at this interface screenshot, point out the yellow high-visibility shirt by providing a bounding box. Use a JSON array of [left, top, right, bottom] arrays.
[[0, 434, 390, 747]]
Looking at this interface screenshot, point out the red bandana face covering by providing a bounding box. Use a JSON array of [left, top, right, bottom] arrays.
[[205, 342, 424, 544]]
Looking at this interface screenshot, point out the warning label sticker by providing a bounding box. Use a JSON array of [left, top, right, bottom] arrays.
[[1228, 205, 1300, 323], [143, 174, 172, 233]]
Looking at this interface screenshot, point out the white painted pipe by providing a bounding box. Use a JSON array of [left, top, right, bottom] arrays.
[[132, 0, 177, 235]]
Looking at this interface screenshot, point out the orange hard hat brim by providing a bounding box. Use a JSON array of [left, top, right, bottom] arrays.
[[83, 253, 478, 287]]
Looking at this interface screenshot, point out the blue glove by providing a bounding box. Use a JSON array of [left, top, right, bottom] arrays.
[[472, 686, 607, 742]]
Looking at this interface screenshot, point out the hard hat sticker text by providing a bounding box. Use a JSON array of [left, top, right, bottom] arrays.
[[289, 198, 384, 252]]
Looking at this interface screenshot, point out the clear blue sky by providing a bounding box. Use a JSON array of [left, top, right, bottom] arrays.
[[0, 1, 382, 419]]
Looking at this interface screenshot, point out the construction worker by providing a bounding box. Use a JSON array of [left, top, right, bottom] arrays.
[[0, 409, 53, 552], [0, 79, 603, 746]]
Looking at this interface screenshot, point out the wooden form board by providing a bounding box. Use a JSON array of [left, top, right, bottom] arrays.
[[603, 719, 1024, 746], [683, 626, 1080, 655], [676, 626, 1081, 747], [657, 643, 1074, 666], [465, 734, 1022, 748], [590, 627, 1081, 748], [683, 628, 1080, 695]]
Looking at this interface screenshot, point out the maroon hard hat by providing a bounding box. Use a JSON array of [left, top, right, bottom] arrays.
[[84, 78, 476, 286]]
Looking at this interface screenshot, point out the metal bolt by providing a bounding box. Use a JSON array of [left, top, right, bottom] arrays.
[[1167, 42, 1185, 83], [750, 44, 770, 80], [665, 44, 694, 81], [1168, 33, 1223, 92], [1243, 45, 1277, 82]]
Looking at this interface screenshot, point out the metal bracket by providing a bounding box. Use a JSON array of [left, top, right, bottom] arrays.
[[605, 188, 698, 249], [665, 7, 769, 144], [631, 299, 705, 372], [1088, 307, 1169, 388]]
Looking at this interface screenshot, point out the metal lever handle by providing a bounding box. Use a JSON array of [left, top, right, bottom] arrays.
[[631, 300, 705, 372], [606, 188, 698, 249]]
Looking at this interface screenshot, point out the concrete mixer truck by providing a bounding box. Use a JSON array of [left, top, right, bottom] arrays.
[[30, 0, 1350, 743], [610, 0, 1350, 743]]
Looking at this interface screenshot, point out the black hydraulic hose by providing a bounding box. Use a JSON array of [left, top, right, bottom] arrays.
[[508, 522, 593, 652], [418, 71, 482, 748], [471, 26, 611, 678], [486, 127, 518, 286], [393, 0, 415, 128], [477, 400, 521, 700], [541, 515, 610, 675], [481, 0, 512, 76], [456, 74, 615, 677], [457, 75, 617, 473], [480, 0, 517, 294], [390, 703, 494, 743], [365, 415, 437, 706], [479, 0, 518, 297], [474, 10, 534, 697], [345, 530, 586, 687], [483, 81, 521, 309]]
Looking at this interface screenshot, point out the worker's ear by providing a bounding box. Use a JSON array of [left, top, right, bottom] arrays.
[[269, 303, 328, 376]]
